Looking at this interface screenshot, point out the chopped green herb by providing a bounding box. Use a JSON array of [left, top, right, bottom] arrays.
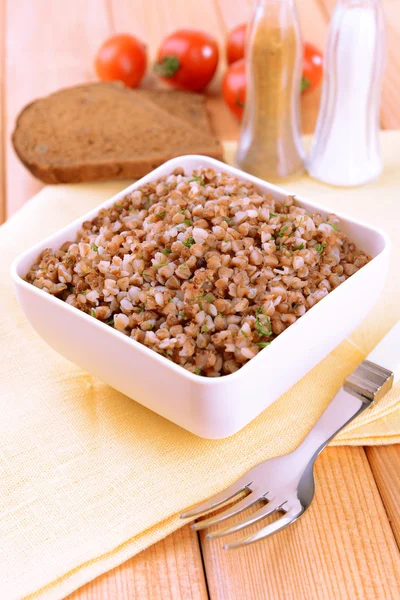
[[168, 296, 173, 302], [155, 210, 166, 217], [114, 203, 122, 209], [194, 367, 201, 375], [295, 243, 305, 250], [153, 263, 167, 269], [298, 217, 304, 224], [255, 309, 272, 337], [201, 324, 209, 333], [240, 329, 249, 338], [269, 212, 278, 217], [188, 176, 205, 186], [315, 243, 326, 254], [182, 236, 195, 248], [162, 248, 172, 255], [148, 323, 154, 330], [143, 272, 150, 277], [106, 318, 114, 325], [180, 208, 187, 214], [255, 342, 271, 348], [80, 290, 87, 295], [326, 221, 339, 231], [183, 219, 191, 226], [90, 243, 98, 252], [277, 225, 289, 238], [203, 293, 215, 303], [178, 311, 186, 318], [199, 301, 203, 311], [90, 308, 96, 318], [223, 217, 232, 223], [179, 264, 189, 269], [131, 307, 141, 313]]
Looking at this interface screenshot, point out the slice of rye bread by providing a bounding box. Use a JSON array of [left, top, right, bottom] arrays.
[[12, 82, 224, 184]]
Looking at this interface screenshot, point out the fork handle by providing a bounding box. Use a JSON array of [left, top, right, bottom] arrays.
[[292, 321, 400, 463], [291, 389, 365, 464]]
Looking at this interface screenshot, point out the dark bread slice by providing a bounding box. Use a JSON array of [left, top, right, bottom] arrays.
[[12, 83, 223, 184], [138, 89, 213, 134]]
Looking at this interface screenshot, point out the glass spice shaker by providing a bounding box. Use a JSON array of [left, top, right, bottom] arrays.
[[307, 0, 386, 186], [236, 0, 305, 181]]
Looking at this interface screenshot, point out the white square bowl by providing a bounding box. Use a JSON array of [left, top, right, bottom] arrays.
[[11, 156, 390, 439]]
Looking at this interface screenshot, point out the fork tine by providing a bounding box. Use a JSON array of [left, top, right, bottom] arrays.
[[192, 489, 262, 531], [205, 497, 286, 539], [180, 475, 252, 520], [223, 505, 304, 550]]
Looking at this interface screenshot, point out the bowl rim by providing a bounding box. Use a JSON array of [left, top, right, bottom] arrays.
[[10, 154, 391, 387]]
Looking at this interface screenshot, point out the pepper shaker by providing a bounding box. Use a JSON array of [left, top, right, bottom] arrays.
[[236, 0, 305, 181], [307, 0, 386, 186]]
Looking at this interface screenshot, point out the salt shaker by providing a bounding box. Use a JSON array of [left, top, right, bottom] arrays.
[[307, 0, 386, 187], [236, 0, 305, 181]]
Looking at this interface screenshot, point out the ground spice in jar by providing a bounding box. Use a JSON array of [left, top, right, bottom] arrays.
[[236, 1, 304, 180]]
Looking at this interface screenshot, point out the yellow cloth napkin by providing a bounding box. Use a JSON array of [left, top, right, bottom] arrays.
[[1, 132, 400, 600]]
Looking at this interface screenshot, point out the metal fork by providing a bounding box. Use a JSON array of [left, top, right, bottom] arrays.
[[181, 322, 400, 549]]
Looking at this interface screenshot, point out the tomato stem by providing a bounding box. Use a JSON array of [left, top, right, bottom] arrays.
[[301, 76, 311, 93], [154, 56, 180, 78], [235, 97, 245, 109]]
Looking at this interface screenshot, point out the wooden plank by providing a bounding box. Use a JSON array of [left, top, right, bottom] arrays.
[[67, 525, 208, 600], [379, 0, 400, 129], [0, 0, 5, 224], [5, 0, 111, 218], [200, 447, 400, 600], [366, 445, 400, 548], [319, 0, 400, 130]]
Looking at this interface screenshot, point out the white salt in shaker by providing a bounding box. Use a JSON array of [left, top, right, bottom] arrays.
[[306, 0, 386, 187]]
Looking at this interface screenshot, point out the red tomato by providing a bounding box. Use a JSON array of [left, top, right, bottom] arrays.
[[226, 23, 247, 65], [222, 59, 246, 119], [154, 29, 219, 92], [301, 42, 323, 94], [95, 34, 147, 88]]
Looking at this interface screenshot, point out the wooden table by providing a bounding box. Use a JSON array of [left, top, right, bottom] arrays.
[[2, 1, 400, 598]]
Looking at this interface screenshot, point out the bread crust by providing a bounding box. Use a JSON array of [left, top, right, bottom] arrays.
[[12, 83, 224, 184]]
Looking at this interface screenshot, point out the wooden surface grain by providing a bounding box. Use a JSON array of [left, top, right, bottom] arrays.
[[1, 1, 400, 599], [366, 445, 400, 548], [67, 525, 208, 600], [200, 448, 400, 600]]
